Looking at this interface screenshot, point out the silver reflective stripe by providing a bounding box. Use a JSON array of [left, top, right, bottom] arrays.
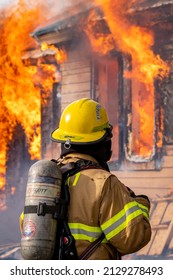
[[68, 223, 102, 242], [101, 201, 149, 240], [103, 205, 140, 236], [70, 228, 101, 239]]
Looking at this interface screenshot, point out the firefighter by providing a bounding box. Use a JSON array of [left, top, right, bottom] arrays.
[[50, 97, 152, 259]]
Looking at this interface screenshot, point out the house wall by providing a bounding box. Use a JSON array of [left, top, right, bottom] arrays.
[[47, 48, 92, 158], [60, 49, 91, 111]]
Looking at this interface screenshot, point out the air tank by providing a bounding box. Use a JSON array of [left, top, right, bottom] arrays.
[[21, 159, 62, 260]]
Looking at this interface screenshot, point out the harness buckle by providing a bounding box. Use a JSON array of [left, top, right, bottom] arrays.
[[37, 202, 46, 216]]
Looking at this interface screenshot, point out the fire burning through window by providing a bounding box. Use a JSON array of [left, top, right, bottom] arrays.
[[84, 0, 169, 162], [0, 1, 66, 210]]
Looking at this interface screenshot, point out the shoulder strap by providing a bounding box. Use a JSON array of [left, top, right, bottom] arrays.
[[60, 159, 103, 176]]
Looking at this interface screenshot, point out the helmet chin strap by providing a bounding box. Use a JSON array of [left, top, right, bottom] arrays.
[[61, 138, 112, 164]]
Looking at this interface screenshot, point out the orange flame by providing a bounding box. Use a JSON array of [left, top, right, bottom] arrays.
[[86, 0, 169, 84], [85, 0, 169, 160], [41, 42, 67, 64], [0, 1, 67, 196], [0, 0, 44, 191], [131, 78, 155, 158]]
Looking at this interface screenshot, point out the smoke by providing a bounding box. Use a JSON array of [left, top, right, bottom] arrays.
[[45, 0, 96, 20], [43, 0, 83, 18]]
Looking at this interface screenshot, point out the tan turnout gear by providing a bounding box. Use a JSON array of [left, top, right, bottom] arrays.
[[58, 153, 151, 260]]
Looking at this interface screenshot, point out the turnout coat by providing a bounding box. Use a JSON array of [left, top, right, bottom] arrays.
[[58, 153, 151, 260]]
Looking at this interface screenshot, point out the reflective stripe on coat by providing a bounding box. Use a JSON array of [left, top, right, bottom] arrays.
[[58, 153, 151, 260]]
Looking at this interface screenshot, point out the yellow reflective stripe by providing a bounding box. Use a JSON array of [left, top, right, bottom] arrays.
[[101, 201, 149, 240], [69, 223, 102, 233], [67, 172, 81, 187], [68, 222, 102, 242], [71, 234, 107, 243], [105, 209, 142, 240], [138, 203, 149, 219], [72, 172, 81, 186], [67, 177, 70, 185], [72, 233, 93, 241]]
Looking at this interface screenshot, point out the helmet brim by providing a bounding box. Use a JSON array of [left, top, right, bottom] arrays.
[[51, 127, 111, 145]]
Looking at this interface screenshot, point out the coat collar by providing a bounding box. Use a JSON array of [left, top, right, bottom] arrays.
[[59, 153, 99, 164]]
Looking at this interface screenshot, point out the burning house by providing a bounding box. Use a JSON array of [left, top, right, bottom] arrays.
[[30, 0, 173, 259], [0, 0, 173, 259], [29, 0, 173, 194]]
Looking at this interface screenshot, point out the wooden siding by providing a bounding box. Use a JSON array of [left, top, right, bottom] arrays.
[[60, 49, 91, 111], [112, 145, 173, 198], [136, 196, 173, 259]]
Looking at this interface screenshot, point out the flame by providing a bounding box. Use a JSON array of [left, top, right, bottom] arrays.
[[0, 1, 67, 200], [86, 0, 169, 85], [131, 80, 155, 158], [41, 42, 67, 64], [85, 0, 170, 160], [0, 0, 42, 191], [84, 10, 115, 55]]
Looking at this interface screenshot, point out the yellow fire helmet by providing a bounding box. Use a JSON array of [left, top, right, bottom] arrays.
[[51, 98, 112, 146]]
